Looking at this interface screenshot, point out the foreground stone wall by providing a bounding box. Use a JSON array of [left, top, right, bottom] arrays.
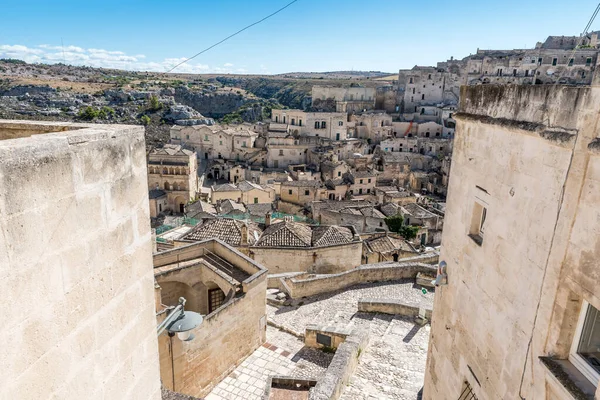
[[282, 257, 438, 298], [424, 86, 600, 399], [0, 121, 161, 399]]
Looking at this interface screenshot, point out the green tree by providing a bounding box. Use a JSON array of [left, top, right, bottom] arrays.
[[384, 215, 420, 240], [148, 95, 162, 111], [98, 106, 115, 120], [140, 115, 151, 126], [77, 106, 99, 121]]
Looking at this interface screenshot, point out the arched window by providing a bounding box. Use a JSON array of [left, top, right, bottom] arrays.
[[321, 121, 326, 129], [315, 121, 320, 129], [425, 132, 430, 137]]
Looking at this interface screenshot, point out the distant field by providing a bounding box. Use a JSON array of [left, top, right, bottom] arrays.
[[374, 74, 398, 81]]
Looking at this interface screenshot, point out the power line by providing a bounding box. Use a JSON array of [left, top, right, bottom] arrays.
[[166, 0, 299, 73]]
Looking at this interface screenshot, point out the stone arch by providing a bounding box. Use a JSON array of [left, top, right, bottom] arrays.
[[158, 281, 203, 314], [174, 196, 186, 213]]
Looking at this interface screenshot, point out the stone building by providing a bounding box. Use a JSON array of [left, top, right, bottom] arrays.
[[249, 220, 362, 274], [210, 181, 275, 205], [311, 85, 376, 113], [271, 109, 348, 141], [154, 239, 267, 397], [280, 180, 326, 206], [147, 144, 199, 213], [319, 204, 387, 233], [348, 112, 393, 144], [424, 85, 600, 399], [170, 124, 258, 161], [0, 120, 161, 399], [362, 232, 418, 264]]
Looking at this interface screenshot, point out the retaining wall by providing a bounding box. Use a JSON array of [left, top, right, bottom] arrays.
[[358, 298, 433, 319]]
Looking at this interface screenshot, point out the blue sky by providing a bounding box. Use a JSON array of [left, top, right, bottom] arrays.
[[1, 0, 598, 74]]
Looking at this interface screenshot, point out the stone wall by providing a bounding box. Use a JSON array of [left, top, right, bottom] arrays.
[[250, 241, 363, 274], [358, 298, 432, 319], [309, 329, 369, 400], [0, 120, 161, 399], [155, 241, 268, 398], [424, 85, 600, 399], [282, 258, 438, 298]]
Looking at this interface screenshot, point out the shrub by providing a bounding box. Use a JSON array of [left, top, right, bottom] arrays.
[[77, 106, 99, 121], [148, 95, 162, 111], [140, 115, 151, 126], [384, 215, 420, 240]]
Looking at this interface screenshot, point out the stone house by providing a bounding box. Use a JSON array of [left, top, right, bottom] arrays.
[[311, 86, 376, 113], [319, 205, 387, 233], [266, 135, 309, 169], [345, 170, 377, 196], [348, 112, 393, 144], [248, 221, 362, 274], [325, 179, 349, 200], [210, 183, 241, 204], [149, 188, 169, 218], [400, 202, 442, 230], [310, 199, 373, 222], [424, 85, 600, 399], [170, 124, 258, 161], [271, 109, 348, 141], [362, 232, 419, 264], [176, 218, 262, 252], [237, 180, 275, 204], [0, 120, 162, 399], [320, 158, 351, 181], [154, 239, 267, 398], [148, 144, 199, 214], [280, 180, 325, 206]]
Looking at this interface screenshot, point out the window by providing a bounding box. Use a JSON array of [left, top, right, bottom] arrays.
[[205, 134, 209, 141], [358, 188, 363, 194], [208, 288, 225, 314], [570, 301, 600, 386], [469, 202, 487, 245], [321, 121, 327, 129], [299, 119, 302, 126], [428, 74, 431, 79], [338, 121, 343, 126], [288, 189, 293, 195], [275, 116, 279, 122], [368, 178, 371, 183], [421, 94, 425, 100], [409, 77, 413, 84], [283, 116, 286, 124], [425, 132, 430, 137], [586, 57, 593, 66], [569, 58, 574, 67], [359, 179, 363, 184], [436, 132, 440, 137], [458, 381, 478, 400], [219, 140, 223, 145], [552, 58, 558, 66], [337, 171, 341, 177], [304, 190, 310, 195], [412, 88, 415, 94], [538, 57, 543, 65], [512, 69, 517, 76], [254, 197, 258, 204], [186, 134, 190, 140], [367, 188, 370, 193], [278, 149, 283, 156], [315, 121, 320, 129], [242, 141, 246, 147]]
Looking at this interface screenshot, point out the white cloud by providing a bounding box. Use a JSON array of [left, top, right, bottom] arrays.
[[0, 43, 229, 73]]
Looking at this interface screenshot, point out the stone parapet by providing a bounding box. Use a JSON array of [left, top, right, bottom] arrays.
[[358, 298, 433, 319]]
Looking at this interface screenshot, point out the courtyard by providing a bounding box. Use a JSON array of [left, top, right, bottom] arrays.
[[206, 279, 433, 400]]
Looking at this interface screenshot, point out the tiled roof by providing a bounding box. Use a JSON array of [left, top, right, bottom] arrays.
[[351, 170, 376, 178], [255, 221, 312, 247], [149, 189, 167, 199], [181, 218, 261, 246], [325, 179, 346, 190], [213, 183, 240, 192], [254, 221, 354, 248], [338, 206, 385, 219], [311, 225, 353, 247], [246, 203, 274, 217], [365, 234, 417, 254], [386, 191, 413, 198], [185, 200, 216, 215], [219, 199, 246, 215], [151, 144, 194, 156], [281, 180, 321, 188], [401, 203, 437, 219], [375, 186, 398, 193], [380, 203, 401, 217], [340, 208, 362, 215], [237, 180, 265, 192]]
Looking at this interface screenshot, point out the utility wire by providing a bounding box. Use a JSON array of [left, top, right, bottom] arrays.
[[166, 0, 299, 73]]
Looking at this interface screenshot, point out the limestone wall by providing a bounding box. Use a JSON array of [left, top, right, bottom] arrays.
[[158, 274, 267, 397], [283, 259, 438, 299], [0, 121, 161, 399], [358, 298, 432, 319], [250, 241, 363, 274], [423, 85, 600, 399]]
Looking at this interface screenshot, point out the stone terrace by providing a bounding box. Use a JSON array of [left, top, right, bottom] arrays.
[[207, 279, 433, 400]]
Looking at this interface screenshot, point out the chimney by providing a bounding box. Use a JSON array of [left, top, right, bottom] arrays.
[[265, 212, 272, 227], [240, 223, 248, 246]]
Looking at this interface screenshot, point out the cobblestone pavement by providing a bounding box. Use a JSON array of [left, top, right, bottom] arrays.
[[208, 280, 432, 400], [268, 279, 433, 400], [206, 326, 332, 400]]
